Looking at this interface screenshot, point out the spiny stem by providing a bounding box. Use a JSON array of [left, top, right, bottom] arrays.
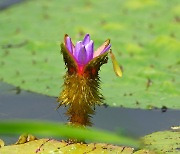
[[58, 74, 102, 126]]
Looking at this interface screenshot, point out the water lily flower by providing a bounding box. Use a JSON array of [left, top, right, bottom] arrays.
[[65, 34, 111, 65], [58, 34, 122, 127], [63, 34, 111, 75]]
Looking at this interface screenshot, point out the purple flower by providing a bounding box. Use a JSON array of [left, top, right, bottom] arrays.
[[64, 34, 111, 66]]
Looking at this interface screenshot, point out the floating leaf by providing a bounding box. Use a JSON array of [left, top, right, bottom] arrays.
[[142, 130, 180, 153], [0, 139, 135, 154]]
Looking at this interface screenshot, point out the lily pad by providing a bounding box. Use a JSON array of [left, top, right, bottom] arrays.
[[142, 129, 180, 153], [0, 139, 135, 154], [0, 0, 179, 109]]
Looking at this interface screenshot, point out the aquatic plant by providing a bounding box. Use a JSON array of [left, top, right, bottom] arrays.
[[58, 34, 122, 126]]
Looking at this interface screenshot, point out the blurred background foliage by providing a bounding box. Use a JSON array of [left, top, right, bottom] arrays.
[[0, 0, 180, 109]]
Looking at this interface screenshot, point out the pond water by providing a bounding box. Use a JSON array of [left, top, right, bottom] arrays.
[[0, 82, 180, 144]]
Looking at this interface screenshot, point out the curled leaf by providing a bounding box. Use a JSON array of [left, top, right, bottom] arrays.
[[109, 50, 122, 77]]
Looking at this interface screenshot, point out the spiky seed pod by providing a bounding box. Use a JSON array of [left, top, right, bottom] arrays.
[[58, 43, 108, 126]]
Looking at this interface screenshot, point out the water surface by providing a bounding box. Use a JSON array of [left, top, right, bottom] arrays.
[[0, 82, 179, 144]]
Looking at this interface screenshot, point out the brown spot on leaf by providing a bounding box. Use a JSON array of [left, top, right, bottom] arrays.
[[43, 14, 50, 19], [171, 77, 175, 82], [132, 35, 137, 40], [21, 80, 25, 84], [170, 32, 176, 38], [122, 9, 128, 15], [150, 64, 154, 68], [44, 58, 48, 63], [100, 20, 106, 25], [174, 16, 180, 23], [3, 50, 10, 56], [78, 30, 85, 37], [129, 93, 133, 96], [136, 101, 140, 105], [15, 28, 21, 34], [2, 40, 28, 49], [32, 59, 36, 65], [129, 52, 134, 57], [117, 51, 122, 56], [146, 78, 152, 90], [46, 86, 50, 89], [31, 50, 36, 55], [15, 70, 20, 76], [148, 23, 154, 29], [138, 42, 144, 47]]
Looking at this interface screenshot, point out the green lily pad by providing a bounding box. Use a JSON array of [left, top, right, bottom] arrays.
[[0, 0, 179, 109], [142, 129, 180, 153], [0, 139, 135, 154]]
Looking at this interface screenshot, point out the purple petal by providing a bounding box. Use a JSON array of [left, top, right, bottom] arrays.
[[77, 45, 87, 65], [100, 44, 111, 54], [65, 36, 73, 53], [74, 42, 87, 65], [74, 41, 82, 60], [85, 40, 94, 63], [82, 34, 90, 46]]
